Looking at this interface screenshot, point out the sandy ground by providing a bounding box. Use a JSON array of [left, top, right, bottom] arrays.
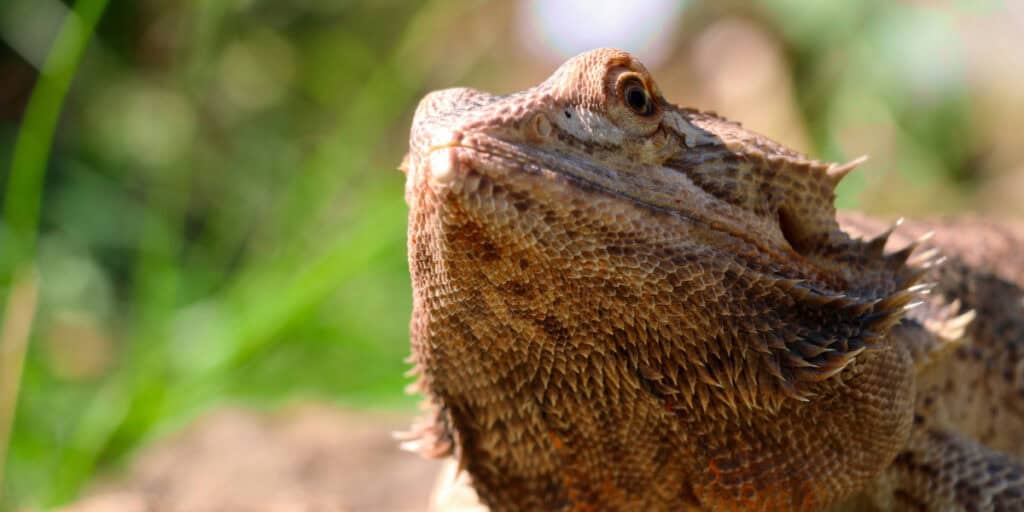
[[61, 404, 444, 512]]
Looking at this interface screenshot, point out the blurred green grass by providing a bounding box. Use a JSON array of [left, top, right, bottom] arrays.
[[0, 0, 1020, 509], [0, 1, 476, 507]]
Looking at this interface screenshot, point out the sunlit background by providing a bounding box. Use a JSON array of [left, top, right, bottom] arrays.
[[1, 0, 1022, 510]]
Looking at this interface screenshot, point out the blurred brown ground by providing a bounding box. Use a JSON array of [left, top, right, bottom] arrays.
[[60, 405, 441, 512]]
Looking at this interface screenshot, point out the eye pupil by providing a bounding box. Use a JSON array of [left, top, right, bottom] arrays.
[[624, 83, 652, 115]]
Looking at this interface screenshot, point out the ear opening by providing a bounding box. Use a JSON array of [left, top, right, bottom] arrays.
[[778, 207, 814, 256]]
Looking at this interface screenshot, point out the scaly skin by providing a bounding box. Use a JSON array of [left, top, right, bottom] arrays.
[[399, 48, 1024, 511]]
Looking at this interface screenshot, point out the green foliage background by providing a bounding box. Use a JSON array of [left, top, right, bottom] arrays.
[[0, 0, 1019, 508]]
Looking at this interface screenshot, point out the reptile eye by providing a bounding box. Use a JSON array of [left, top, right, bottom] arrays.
[[622, 78, 654, 116]]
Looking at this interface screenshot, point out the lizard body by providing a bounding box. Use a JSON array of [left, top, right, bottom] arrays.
[[400, 48, 1024, 511]]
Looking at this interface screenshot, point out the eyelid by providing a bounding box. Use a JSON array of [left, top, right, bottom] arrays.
[[618, 75, 645, 94], [621, 77, 653, 115]]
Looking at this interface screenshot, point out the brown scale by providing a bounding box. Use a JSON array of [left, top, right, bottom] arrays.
[[400, 48, 1024, 511]]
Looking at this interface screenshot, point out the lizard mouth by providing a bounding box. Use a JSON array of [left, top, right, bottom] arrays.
[[423, 132, 806, 273], [426, 133, 706, 222]]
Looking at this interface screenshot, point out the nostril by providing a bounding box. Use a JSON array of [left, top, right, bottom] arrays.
[[428, 129, 463, 151]]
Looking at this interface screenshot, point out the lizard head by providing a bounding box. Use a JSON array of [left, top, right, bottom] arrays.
[[403, 47, 929, 509], [404, 48, 928, 404]]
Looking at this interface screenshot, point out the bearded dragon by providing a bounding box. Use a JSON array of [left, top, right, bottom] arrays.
[[399, 48, 1024, 511]]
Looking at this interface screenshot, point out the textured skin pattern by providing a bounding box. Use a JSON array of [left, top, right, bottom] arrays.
[[837, 215, 1024, 511], [400, 49, 1024, 511]]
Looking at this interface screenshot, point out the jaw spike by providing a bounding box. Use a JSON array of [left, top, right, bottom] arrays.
[[867, 218, 904, 255], [906, 282, 936, 296], [909, 248, 942, 266], [903, 300, 926, 313], [888, 240, 923, 266], [826, 155, 869, 187], [890, 231, 936, 264], [922, 255, 948, 269]]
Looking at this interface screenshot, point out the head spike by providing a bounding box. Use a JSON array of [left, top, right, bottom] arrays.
[[826, 155, 869, 187]]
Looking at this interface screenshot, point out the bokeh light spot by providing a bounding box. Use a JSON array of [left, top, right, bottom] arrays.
[[517, 0, 686, 66]]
